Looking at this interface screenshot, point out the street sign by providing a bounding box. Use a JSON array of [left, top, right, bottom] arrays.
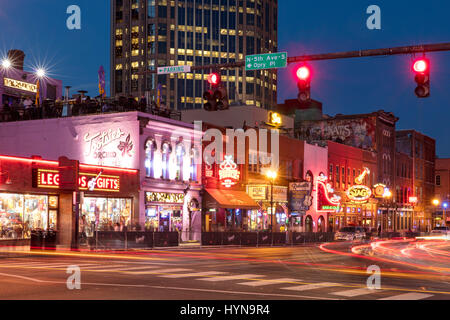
[[245, 52, 288, 71], [157, 65, 191, 75]]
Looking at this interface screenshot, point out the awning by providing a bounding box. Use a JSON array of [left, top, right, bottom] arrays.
[[205, 189, 259, 209]]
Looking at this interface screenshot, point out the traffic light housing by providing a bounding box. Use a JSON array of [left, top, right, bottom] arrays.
[[203, 71, 229, 111], [296, 65, 311, 105], [413, 58, 430, 98]]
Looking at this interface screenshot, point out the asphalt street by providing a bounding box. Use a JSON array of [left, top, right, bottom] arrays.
[[0, 239, 449, 300]]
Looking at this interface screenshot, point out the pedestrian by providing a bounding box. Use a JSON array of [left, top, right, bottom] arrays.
[[377, 224, 381, 237]]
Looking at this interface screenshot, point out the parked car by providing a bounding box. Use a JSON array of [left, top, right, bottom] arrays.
[[334, 226, 366, 241], [430, 227, 450, 239]]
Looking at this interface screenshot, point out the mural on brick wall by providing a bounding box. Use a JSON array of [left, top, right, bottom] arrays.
[[296, 117, 377, 151]]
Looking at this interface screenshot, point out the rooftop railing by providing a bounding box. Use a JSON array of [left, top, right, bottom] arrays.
[[0, 98, 181, 122]]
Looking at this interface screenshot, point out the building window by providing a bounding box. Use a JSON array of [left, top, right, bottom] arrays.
[[145, 139, 157, 178], [161, 142, 172, 179], [336, 165, 340, 185], [190, 147, 198, 181], [175, 143, 185, 181], [436, 175, 441, 186], [329, 164, 333, 185]]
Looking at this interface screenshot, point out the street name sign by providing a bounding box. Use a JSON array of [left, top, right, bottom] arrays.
[[245, 52, 288, 71], [157, 65, 191, 75]]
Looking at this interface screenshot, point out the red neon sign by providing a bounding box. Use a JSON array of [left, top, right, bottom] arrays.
[[36, 169, 120, 192], [316, 174, 341, 212], [218, 155, 240, 188]]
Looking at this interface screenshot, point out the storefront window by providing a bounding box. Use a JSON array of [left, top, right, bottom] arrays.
[[0, 193, 57, 240], [24, 195, 49, 231], [81, 197, 132, 231]]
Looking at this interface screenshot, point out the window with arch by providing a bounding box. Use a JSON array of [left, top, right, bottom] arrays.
[[175, 143, 185, 181], [161, 141, 172, 179], [145, 138, 157, 178], [190, 147, 198, 181]]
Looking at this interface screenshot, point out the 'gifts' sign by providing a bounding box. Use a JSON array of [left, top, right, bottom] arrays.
[[33, 169, 120, 192]]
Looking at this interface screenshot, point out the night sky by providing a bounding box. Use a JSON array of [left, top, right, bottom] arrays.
[[1, 0, 449, 156]]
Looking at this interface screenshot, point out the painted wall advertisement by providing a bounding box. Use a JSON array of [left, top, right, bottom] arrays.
[[289, 182, 312, 213], [296, 117, 377, 151]]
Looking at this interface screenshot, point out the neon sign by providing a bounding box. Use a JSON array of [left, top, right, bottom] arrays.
[[3, 77, 37, 93], [35, 169, 120, 192], [373, 183, 386, 198], [145, 192, 184, 204], [347, 185, 372, 203], [316, 174, 341, 212], [218, 155, 240, 188]]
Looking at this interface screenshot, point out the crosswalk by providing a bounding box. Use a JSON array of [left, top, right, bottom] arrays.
[[0, 259, 440, 300]]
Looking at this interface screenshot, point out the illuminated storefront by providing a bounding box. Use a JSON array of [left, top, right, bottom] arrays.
[[0, 193, 58, 240], [0, 154, 139, 247], [144, 192, 184, 232], [246, 184, 289, 231]]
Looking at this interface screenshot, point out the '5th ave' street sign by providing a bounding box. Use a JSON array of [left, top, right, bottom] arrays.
[[245, 52, 288, 71], [157, 65, 191, 75]]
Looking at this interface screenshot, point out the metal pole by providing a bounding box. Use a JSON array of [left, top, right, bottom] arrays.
[[271, 180, 274, 246], [138, 42, 450, 75]]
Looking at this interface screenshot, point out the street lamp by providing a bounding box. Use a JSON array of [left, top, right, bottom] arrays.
[[1, 58, 11, 69], [36, 68, 46, 78], [265, 169, 277, 237], [432, 199, 440, 228], [382, 189, 392, 233], [443, 202, 448, 228]]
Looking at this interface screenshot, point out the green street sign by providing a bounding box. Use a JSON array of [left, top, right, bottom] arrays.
[[245, 52, 288, 71]]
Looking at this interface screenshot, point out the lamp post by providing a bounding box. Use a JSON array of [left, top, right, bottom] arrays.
[[443, 202, 448, 229], [266, 169, 277, 243], [432, 199, 440, 228], [382, 189, 392, 233]]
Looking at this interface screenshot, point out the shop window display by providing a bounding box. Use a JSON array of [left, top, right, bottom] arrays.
[[81, 197, 132, 231], [0, 193, 57, 240]]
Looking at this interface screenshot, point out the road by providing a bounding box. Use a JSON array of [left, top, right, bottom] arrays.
[[0, 239, 449, 300]]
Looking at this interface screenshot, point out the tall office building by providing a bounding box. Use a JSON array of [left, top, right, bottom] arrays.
[[111, 0, 278, 110]]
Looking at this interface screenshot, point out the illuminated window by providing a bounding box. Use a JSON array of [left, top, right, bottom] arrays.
[[115, 64, 123, 70], [145, 139, 157, 178], [131, 50, 139, 56], [161, 142, 172, 180], [175, 143, 185, 181]]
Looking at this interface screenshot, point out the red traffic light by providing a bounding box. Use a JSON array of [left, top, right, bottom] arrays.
[[296, 66, 310, 80], [413, 59, 428, 73], [207, 72, 220, 85]]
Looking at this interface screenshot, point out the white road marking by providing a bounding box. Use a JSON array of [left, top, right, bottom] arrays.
[[122, 268, 191, 275], [81, 265, 128, 270], [116, 266, 161, 271], [332, 288, 381, 297], [199, 274, 265, 282], [237, 278, 300, 287], [159, 271, 227, 279], [379, 293, 433, 300], [282, 282, 340, 291]]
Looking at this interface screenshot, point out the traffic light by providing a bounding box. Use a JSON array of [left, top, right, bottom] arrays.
[[296, 64, 311, 105], [203, 71, 229, 111], [413, 58, 430, 98]]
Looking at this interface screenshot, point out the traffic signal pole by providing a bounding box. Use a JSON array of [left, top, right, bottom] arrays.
[[138, 42, 450, 74]]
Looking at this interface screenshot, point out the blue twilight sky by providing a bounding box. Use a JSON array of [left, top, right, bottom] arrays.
[[0, 0, 449, 156]]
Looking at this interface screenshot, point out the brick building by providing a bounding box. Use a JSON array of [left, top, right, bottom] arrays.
[[434, 158, 450, 227], [396, 130, 436, 231]]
